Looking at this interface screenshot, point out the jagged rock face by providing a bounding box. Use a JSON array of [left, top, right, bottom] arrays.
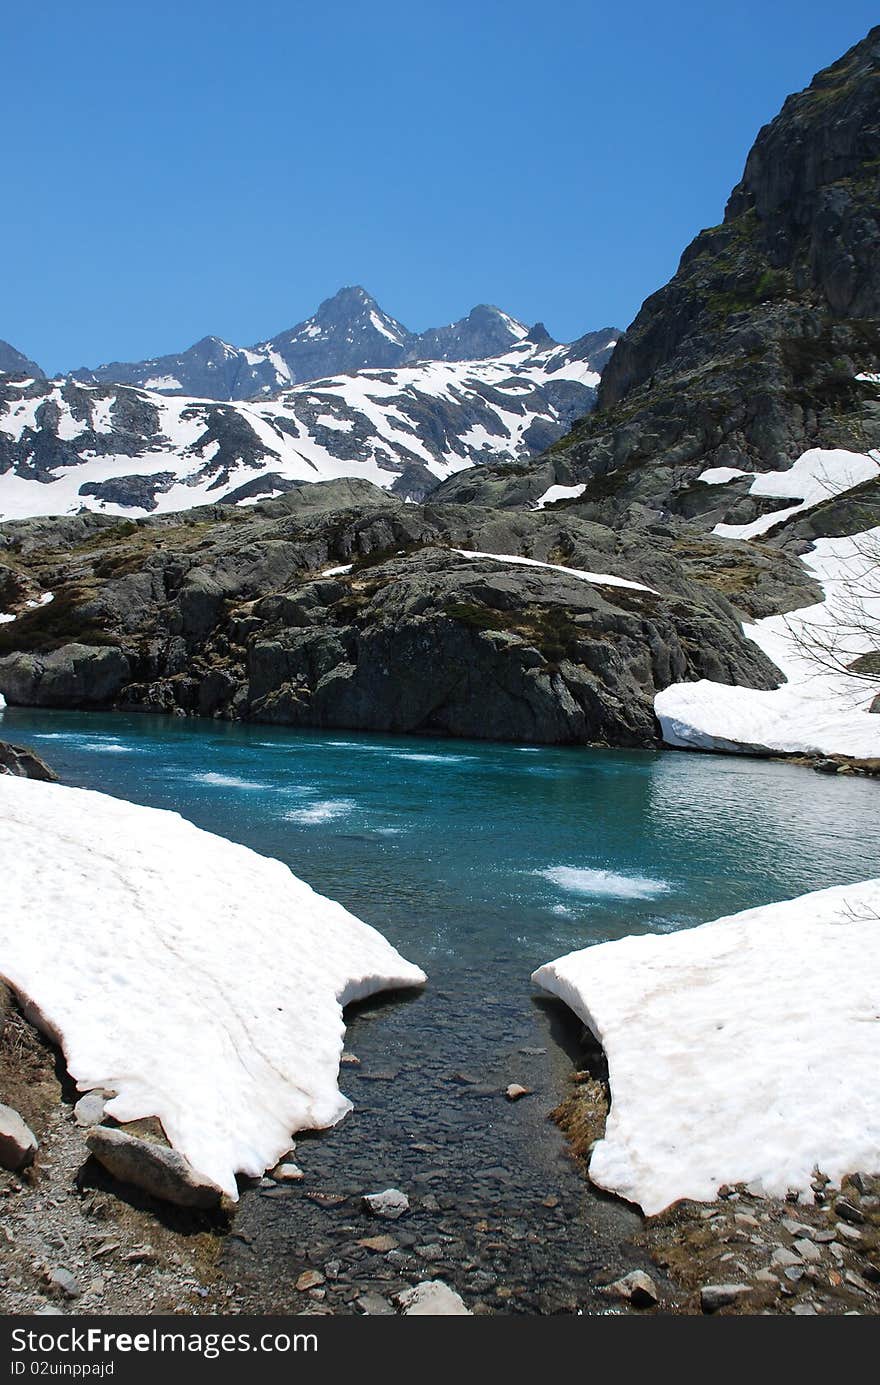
[[0, 333, 611, 519], [0, 480, 808, 748], [0, 341, 44, 381], [600, 28, 880, 410], [437, 28, 880, 529], [64, 286, 619, 402]]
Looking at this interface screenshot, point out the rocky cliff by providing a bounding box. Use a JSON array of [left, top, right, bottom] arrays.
[[0, 479, 805, 747], [436, 28, 880, 535]]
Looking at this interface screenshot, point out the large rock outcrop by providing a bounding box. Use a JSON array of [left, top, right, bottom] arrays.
[[0, 481, 802, 748]]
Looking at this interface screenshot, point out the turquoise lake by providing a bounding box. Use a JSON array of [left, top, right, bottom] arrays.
[[3, 706, 878, 1311]]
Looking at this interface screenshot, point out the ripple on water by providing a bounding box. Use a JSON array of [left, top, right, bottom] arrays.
[[285, 799, 356, 824], [392, 752, 475, 764], [193, 772, 272, 791], [539, 865, 672, 899]]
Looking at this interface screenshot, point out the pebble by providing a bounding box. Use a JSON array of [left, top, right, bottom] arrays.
[[48, 1269, 81, 1299], [398, 1280, 472, 1315], [339, 1053, 360, 1066], [835, 1199, 865, 1225], [599, 1270, 659, 1308], [700, 1283, 751, 1312], [295, 1269, 325, 1292], [505, 1084, 531, 1101], [415, 1243, 444, 1261], [91, 1241, 120, 1260], [357, 1235, 398, 1253], [792, 1238, 822, 1264], [271, 1163, 305, 1183], [363, 1189, 409, 1220], [836, 1222, 862, 1242], [770, 1247, 801, 1269], [86, 1128, 223, 1211], [781, 1218, 812, 1236], [357, 1291, 395, 1315]]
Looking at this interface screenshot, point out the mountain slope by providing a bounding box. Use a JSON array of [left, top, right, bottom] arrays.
[[0, 341, 44, 380], [0, 333, 611, 520], [66, 286, 618, 401], [436, 26, 880, 531]]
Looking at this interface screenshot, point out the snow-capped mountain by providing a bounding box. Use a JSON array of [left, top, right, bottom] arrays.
[[0, 329, 617, 519], [65, 287, 618, 401]]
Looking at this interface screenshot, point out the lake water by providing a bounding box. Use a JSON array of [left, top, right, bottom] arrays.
[[3, 706, 878, 1312]]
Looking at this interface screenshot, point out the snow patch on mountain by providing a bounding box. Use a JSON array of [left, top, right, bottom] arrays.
[[452, 549, 656, 593], [712, 447, 880, 540], [0, 333, 611, 520], [655, 446, 880, 758]]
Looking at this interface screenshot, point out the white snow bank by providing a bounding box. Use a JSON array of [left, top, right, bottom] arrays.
[[0, 777, 426, 1198], [697, 466, 749, 485], [533, 878, 880, 1214], [656, 527, 880, 758], [534, 482, 587, 508], [452, 549, 656, 594], [713, 447, 879, 540]]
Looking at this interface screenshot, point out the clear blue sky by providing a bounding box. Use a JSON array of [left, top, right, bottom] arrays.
[[3, 1, 877, 373]]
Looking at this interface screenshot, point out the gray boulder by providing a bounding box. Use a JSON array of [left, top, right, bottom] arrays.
[[0, 740, 58, 781], [86, 1127, 223, 1210], [0, 1103, 38, 1170]]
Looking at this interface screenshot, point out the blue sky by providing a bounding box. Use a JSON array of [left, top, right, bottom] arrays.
[[3, 2, 877, 373]]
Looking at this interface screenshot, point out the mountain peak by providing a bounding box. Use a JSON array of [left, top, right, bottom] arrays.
[[315, 285, 378, 317], [61, 289, 597, 400]]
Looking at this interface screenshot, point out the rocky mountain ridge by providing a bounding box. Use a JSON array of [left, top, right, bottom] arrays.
[[0, 331, 612, 519], [50, 286, 617, 402]]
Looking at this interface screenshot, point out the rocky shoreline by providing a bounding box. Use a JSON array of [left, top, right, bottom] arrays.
[[552, 1060, 880, 1315], [2, 979, 878, 1317]]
